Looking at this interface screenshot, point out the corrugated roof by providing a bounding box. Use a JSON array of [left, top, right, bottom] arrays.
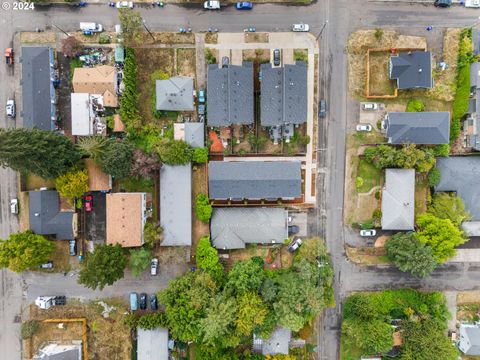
[[184, 122, 204, 148], [137, 328, 169, 360], [381, 169, 415, 230], [260, 62, 308, 127], [389, 51, 432, 89], [207, 63, 254, 126], [160, 165, 192, 246], [208, 161, 301, 200], [155, 76, 194, 111], [386, 112, 450, 144], [21, 47, 56, 131], [211, 207, 288, 249]]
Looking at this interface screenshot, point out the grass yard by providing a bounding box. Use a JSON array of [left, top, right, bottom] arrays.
[[458, 303, 480, 322], [205, 33, 218, 44], [368, 51, 396, 96], [191, 164, 210, 256], [346, 246, 390, 265], [118, 177, 154, 193], [39, 241, 72, 273], [176, 48, 196, 78], [415, 174, 430, 216], [24, 174, 55, 191], [20, 32, 56, 44], [356, 158, 383, 193]]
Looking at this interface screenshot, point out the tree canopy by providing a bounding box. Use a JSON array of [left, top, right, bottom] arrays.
[[364, 144, 435, 172], [194, 194, 213, 223], [226, 257, 265, 295], [427, 193, 470, 226], [154, 138, 192, 165], [76, 136, 109, 161], [192, 147, 209, 163], [55, 167, 89, 200], [196, 236, 223, 280], [99, 140, 134, 179], [128, 247, 151, 277]]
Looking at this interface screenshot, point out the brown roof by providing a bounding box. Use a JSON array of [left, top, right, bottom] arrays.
[[113, 114, 125, 132], [85, 159, 112, 191], [72, 65, 118, 107], [106, 193, 146, 247]]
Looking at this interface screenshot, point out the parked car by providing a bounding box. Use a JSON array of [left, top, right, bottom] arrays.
[[356, 124, 372, 132], [149, 294, 158, 310], [319, 99, 326, 118], [130, 292, 138, 311], [236, 1, 253, 9], [84, 195, 93, 212], [198, 89, 205, 103], [466, 0, 480, 7], [222, 56, 229, 68], [116, 1, 133, 8], [204, 0, 220, 9], [198, 104, 205, 116], [273, 49, 281, 66], [288, 225, 300, 236], [10, 198, 18, 214], [292, 23, 310, 32], [288, 237, 303, 253], [360, 229, 376, 237], [150, 258, 158, 276], [362, 102, 378, 111], [39, 261, 53, 269], [5, 48, 13, 66], [434, 0, 451, 7], [6, 99, 15, 117], [69, 240, 76, 256], [139, 293, 147, 310]]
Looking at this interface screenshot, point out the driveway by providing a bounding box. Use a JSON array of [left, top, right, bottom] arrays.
[[84, 192, 106, 247]]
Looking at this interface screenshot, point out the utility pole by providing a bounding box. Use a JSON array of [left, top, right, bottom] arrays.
[[143, 20, 155, 41], [316, 20, 329, 41], [52, 24, 70, 37]]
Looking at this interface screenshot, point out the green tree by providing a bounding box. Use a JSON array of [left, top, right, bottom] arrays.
[[120, 49, 142, 131], [226, 257, 265, 295], [195, 194, 213, 223], [428, 167, 441, 187], [427, 192, 470, 226], [143, 221, 162, 249], [416, 213, 466, 263], [192, 147, 209, 163], [128, 247, 152, 277], [0, 231, 54, 273], [198, 294, 238, 347], [433, 144, 450, 157], [76, 136, 109, 161], [196, 236, 223, 280], [364, 144, 435, 172], [55, 167, 89, 200], [342, 318, 393, 354], [343, 293, 379, 321], [118, 9, 143, 46], [406, 99, 425, 112], [0, 128, 81, 179], [99, 140, 134, 179], [385, 232, 437, 278], [154, 138, 192, 165], [78, 244, 127, 290], [235, 292, 269, 337]]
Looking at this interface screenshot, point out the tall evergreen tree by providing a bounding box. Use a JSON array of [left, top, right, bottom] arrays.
[[0, 128, 81, 179]]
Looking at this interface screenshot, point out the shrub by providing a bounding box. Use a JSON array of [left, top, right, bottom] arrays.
[[192, 147, 209, 163], [374, 28, 384, 40], [123, 313, 139, 328], [406, 99, 425, 112], [205, 49, 217, 65], [98, 34, 111, 44], [154, 138, 192, 165], [137, 313, 168, 330], [355, 177, 364, 190], [195, 194, 212, 223], [372, 209, 382, 221], [361, 220, 374, 230], [119, 49, 142, 132], [143, 221, 162, 249], [433, 144, 450, 157], [21, 320, 39, 339], [428, 167, 441, 187], [374, 190, 381, 200]]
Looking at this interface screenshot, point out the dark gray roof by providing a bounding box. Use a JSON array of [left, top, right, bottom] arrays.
[[21, 47, 56, 131], [260, 62, 307, 127], [160, 165, 192, 246], [459, 324, 480, 355], [208, 161, 302, 200], [184, 122, 204, 148], [474, 29, 480, 56], [436, 156, 480, 220], [29, 190, 74, 240], [211, 208, 288, 249], [381, 169, 415, 230], [207, 63, 254, 127], [385, 112, 450, 144], [156, 76, 194, 111], [253, 327, 292, 356], [137, 328, 169, 360], [389, 51, 432, 89]]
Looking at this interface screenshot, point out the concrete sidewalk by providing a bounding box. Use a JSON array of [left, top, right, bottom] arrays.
[[449, 249, 480, 263]]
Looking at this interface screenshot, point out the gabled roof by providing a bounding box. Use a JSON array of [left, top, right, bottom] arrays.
[[72, 65, 117, 107], [459, 324, 480, 355], [208, 161, 302, 200], [211, 208, 288, 249], [137, 328, 169, 360], [253, 327, 291, 356], [381, 169, 415, 230], [385, 112, 450, 144], [29, 190, 75, 240], [260, 62, 308, 127], [389, 51, 433, 89], [160, 165, 192, 247], [155, 76, 194, 111], [207, 63, 254, 126], [184, 122, 204, 148], [21, 47, 56, 131]]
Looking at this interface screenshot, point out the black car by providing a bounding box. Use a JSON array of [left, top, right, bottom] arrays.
[[434, 0, 451, 7], [319, 99, 326, 118], [149, 294, 158, 310], [273, 49, 281, 66], [139, 293, 147, 310], [288, 225, 300, 236], [69, 240, 76, 256]]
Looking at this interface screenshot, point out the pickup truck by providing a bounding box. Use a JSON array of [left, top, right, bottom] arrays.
[[204, 0, 220, 9]]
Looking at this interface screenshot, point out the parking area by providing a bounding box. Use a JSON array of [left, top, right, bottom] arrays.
[[358, 102, 386, 127], [288, 210, 308, 237], [84, 191, 106, 247]]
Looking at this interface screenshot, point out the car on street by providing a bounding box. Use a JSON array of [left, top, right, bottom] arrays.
[[10, 198, 18, 214], [39, 261, 53, 269], [319, 99, 326, 118], [360, 229, 376, 237], [273, 49, 281, 66], [236, 1, 253, 9], [198, 89, 205, 103], [6, 99, 15, 117], [292, 23, 310, 32], [222, 56, 229, 68], [362, 102, 378, 111], [116, 1, 133, 8], [84, 195, 93, 212], [356, 124, 372, 132], [130, 292, 138, 311], [288, 237, 303, 253], [69, 240, 77, 256], [150, 258, 158, 276], [204, 0, 220, 9], [139, 293, 147, 310], [466, 0, 480, 7], [288, 225, 300, 236], [149, 294, 158, 310], [434, 0, 451, 7]]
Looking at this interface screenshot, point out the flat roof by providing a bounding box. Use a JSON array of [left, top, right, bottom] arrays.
[[137, 328, 168, 360]]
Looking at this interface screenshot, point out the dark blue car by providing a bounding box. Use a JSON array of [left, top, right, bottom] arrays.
[[236, 2, 253, 9]]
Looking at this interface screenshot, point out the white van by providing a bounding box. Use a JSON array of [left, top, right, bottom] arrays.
[[79, 22, 103, 33]]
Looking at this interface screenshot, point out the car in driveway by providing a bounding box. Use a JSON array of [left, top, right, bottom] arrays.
[[150, 258, 158, 276], [362, 102, 378, 111], [198, 89, 205, 103], [150, 294, 158, 310], [6, 99, 15, 117], [139, 293, 147, 310], [69, 240, 76, 256], [288, 225, 300, 236], [204, 0, 220, 9], [39, 261, 53, 269], [356, 124, 372, 132], [236, 1, 253, 9], [288, 237, 302, 253], [84, 195, 93, 212], [360, 229, 376, 237], [10, 199, 18, 214], [273, 49, 281, 66], [130, 292, 138, 311], [292, 23, 310, 32], [116, 1, 133, 8]]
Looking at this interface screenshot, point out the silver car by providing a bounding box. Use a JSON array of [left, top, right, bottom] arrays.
[[360, 229, 376, 237], [292, 23, 310, 32], [6, 100, 15, 117], [356, 124, 372, 132], [150, 258, 158, 276], [10, 199, 18, 214]]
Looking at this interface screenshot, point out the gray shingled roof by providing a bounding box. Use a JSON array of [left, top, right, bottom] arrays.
[[460, 324, 480, 355], [381, 169, 415, 231], [156, 76, 194, 111], [436, 156, 480, 220], [385, 112, 450, 145], [184, 122, 204, 148], [29, 190, 75, 240], [260, 62, 307, 127], [253, 327, 291, 356], [137, 328, 169, 360], [207, 63, 254, 127], [21, 47, 56, 130], [160, 165, 192, 246], [208, 161, 301, 200], [389, 51, 432, 89], [211, 208, 288, 249]]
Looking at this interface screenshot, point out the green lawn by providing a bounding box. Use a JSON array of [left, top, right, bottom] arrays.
[[118, 177, 154, 193], [356, 159, 383, 193]]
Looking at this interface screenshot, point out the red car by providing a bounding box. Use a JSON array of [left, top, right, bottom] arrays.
[[84, 195, 93, 212]]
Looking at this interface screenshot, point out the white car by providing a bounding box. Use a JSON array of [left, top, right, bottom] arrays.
[[10, 199, 18, 214], [116, 1, 133, 8], [204, 0, 220, 9], [6, 99, 15, 117], [150, 258, 158, 276], [292, 23, 310, 32], [362, 102, 378, 111], [360, 229, 376, 237], [466, 0, 480, 7], [356, 124, 372, 132]]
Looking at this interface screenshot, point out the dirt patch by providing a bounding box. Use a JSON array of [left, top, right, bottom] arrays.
[[368, 51, 396, 96], [458, 291, 480, 305], [205, 33, 218, 44], [176, 48, 196, 78], [148, 32, 195, 45], [191, 164, 210, 256], [415, 173, 429, 216], [346, 246, 390, 265], [154, 246, 190, 265], [18, 191, 29, 232], [244, 32, 269, 43], [20, 32, 56, 44], [36, 241, 72, 273], [375, 235, 389, 248], [243, 49, 270, 63]]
